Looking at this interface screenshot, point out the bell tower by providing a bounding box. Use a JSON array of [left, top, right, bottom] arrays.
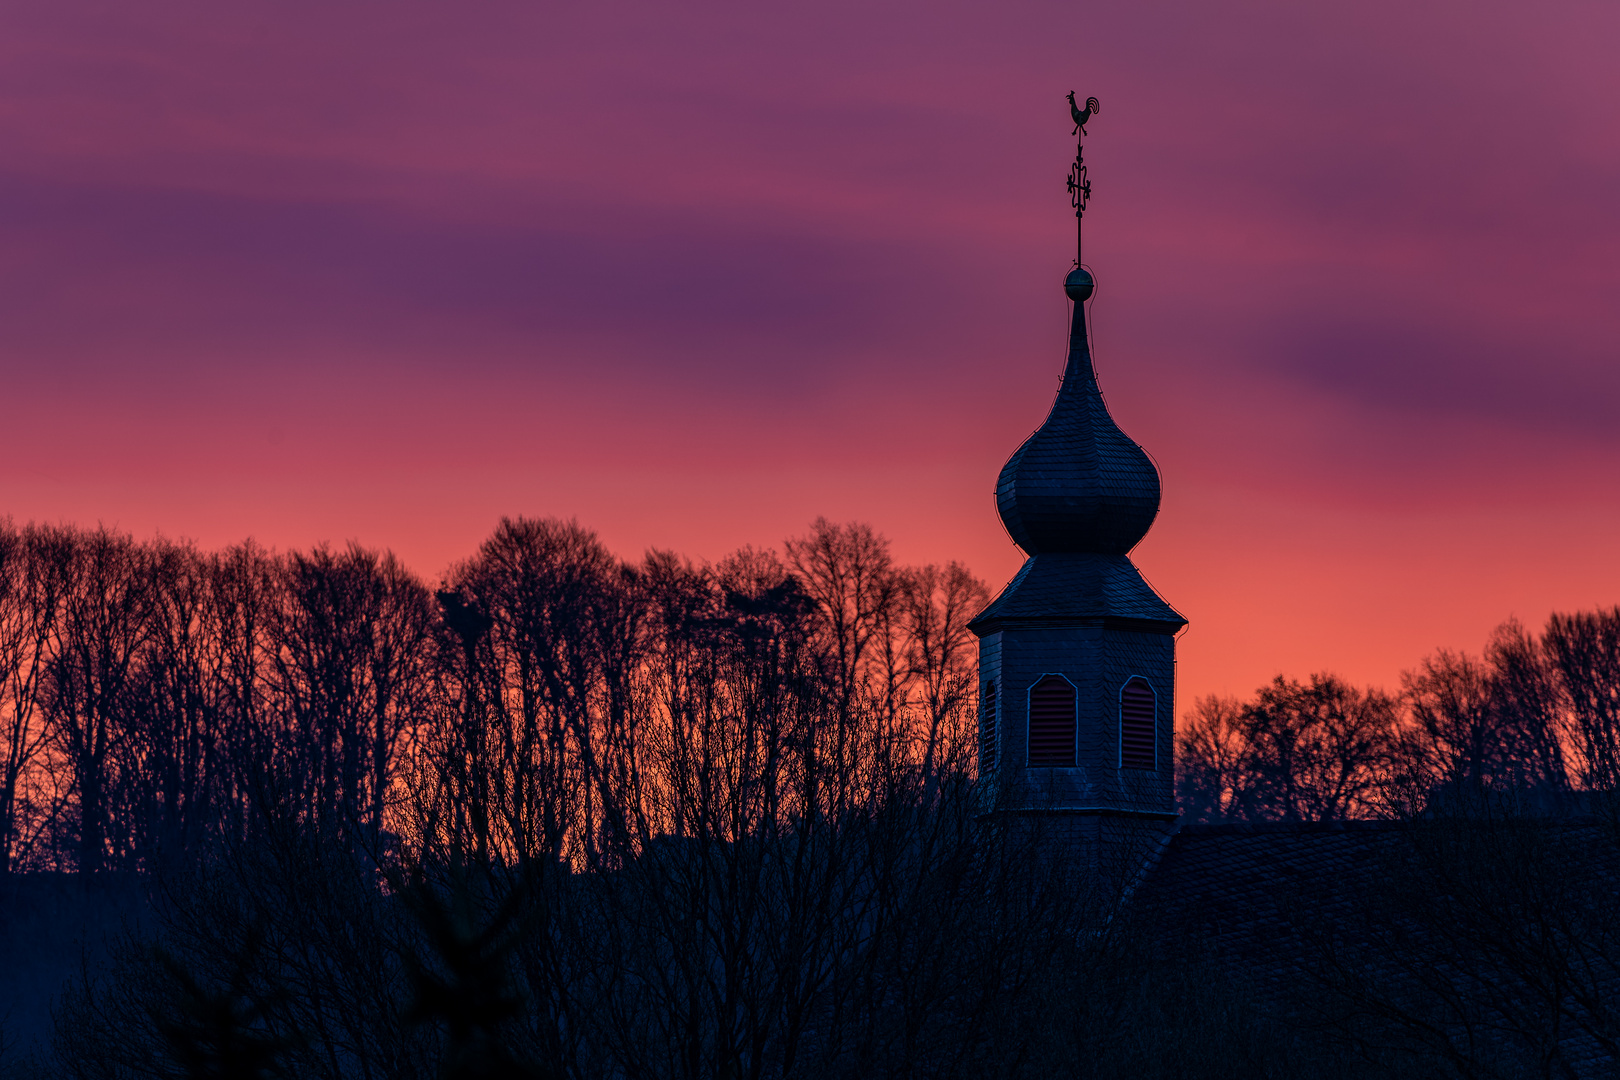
[[969, 96, 1185, 879]]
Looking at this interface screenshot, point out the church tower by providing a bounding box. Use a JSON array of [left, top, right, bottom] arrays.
[[969, 96, 1185, 877]]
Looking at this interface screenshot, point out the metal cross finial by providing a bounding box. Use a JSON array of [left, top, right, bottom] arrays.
[[1065, 93, 1099, 267]]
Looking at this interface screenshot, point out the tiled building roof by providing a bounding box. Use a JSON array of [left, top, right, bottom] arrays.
[[968, 551, 1184, 634], [1131, 819, 1620, 1077]]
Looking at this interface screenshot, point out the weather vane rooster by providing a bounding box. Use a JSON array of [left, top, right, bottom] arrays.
[[1065, 91, 1099, 268], [1067, 91, 1099, 136]]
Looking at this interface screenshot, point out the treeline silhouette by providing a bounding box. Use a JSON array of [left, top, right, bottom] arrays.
[[10, 516, 1130, 1079], [0, 516, 985, 879], [1177, 613, 1620, 822], [4, 515, 1620, 1077]]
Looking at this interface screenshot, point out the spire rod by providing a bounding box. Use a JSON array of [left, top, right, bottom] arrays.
[[1065, 92, 1098, 267]]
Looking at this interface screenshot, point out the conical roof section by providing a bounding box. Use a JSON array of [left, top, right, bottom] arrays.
[[996, 268, 1161, 555]]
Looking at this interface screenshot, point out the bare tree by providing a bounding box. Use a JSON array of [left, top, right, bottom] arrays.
[[1543, 607, 1620, 792], [432, 516, 634, 866], [1482, 618, 1568, 793], [1399, 648, 1499, 797], [0, 522, 72, 877], [784, 518, 898, 718], [118, 539, 218, 873], [1174, 695, 1247, 824], [264, 543, 434, 845], [1399, 631, 1573, 804], [46, 527, 156, 874], [204, 540, 280, 850], [896, 562, 988, 780], [1177, 676, 1398, 822]]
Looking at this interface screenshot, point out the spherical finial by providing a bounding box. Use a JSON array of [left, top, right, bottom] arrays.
[[1064, 267, 1095, 302]]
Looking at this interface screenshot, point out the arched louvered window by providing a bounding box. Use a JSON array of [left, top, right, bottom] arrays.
[[1028, 675, 1077, 767], [1119, 677, 1157, 771], [979, 681, 998, 774]]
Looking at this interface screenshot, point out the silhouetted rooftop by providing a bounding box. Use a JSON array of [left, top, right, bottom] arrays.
[[1133, 818, 1620, 1076]]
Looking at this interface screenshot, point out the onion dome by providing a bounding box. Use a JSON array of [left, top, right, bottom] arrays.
[[995, 268, 1160, 556]]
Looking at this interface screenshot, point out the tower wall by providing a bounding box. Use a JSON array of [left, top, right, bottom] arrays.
[[978, 622, 1175, 817]]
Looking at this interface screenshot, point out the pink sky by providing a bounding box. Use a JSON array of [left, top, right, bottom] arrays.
[[3, 0, 1619, 709]]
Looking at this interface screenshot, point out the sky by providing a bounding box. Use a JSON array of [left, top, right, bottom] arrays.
[[2, 0, 1618, 710]]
